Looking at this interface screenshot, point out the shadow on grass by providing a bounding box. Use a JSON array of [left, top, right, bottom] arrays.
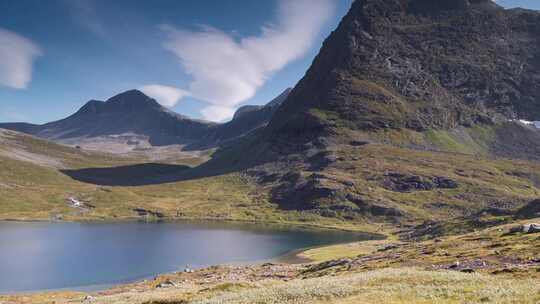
[[61, 131, 281, 187], [61, 163, 191, 186]]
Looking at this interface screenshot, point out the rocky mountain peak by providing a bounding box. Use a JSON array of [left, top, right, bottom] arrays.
[[406, 0, 500, 13], [267, 0, 540, 143], [104, 90, 162, 112], [354, 0, 500, 16], [76, 100, 105, 116]]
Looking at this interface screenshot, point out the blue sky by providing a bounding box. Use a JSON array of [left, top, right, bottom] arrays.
[[0, 0, 538, 124]]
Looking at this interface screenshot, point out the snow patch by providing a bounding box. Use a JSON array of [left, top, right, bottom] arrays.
[[513, 119, 540, 129]]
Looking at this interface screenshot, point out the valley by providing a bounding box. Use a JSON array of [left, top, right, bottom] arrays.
[[1, 0, 540, 303]]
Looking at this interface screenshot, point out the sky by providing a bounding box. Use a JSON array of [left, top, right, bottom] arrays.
[[0, 0, 538, 124]]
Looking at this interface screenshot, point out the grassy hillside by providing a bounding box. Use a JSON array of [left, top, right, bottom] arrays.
[[3, 126, 540, 235], [0, 129, 365, 231], [0, 129, 251, 221], [2, 128, 540, 303]]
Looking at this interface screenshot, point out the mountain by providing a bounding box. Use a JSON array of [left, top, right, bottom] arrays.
[[0, 90, 214, 148], [0, 88, 291, 151], [204, 0, 540, 224], [233, 88, 291, 120], [194, 88, 292, 149], [266, 0, 540, 152]]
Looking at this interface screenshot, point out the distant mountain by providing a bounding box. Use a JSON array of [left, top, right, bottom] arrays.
[[0, 90, 213, 147], [196, 88, 292, 148], [0, 88, 291, 150], [233, 88, 291, 121]]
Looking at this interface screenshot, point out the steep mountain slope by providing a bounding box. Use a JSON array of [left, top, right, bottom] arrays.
[[259, 0, 540, 158], [193, 88, 292, 149], [204, 0, 540, 226]]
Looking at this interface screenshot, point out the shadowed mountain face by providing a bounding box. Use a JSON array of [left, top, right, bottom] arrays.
[[0, 90, 214, 146], [192, 88, 292, 149], [0, 88, 291, 149], [233, 88, 292, 121], [267, 0, 540, 145]]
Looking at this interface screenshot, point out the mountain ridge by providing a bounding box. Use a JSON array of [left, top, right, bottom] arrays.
[[251, 0, 540, 157], [0, 88, 291, 150]]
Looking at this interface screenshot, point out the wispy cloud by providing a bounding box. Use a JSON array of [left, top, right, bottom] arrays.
[[160, 0, 335, 122], [65, 0, 108, 39], [140, 84, 190, 107], [0, 28, 42, 89]]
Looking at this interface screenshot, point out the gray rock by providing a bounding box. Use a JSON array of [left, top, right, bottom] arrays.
[[157, 279, 176, 288], [83, 295, 95, 302], [515, 199, 540, 219], [460, 268, 475, 273], [510, 223, 540, 233]]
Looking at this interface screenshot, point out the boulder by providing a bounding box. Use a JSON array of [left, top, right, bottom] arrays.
[[349, 140, 371, 147], [157, 279, 176, 288], [433, 177, 459, 189], [304, 258, 352, 274], [510, 223, 540, 234], [524, 224, 540, 233], [383, 173, 458, 192], [515, 199, 540, 219], [383, 173, 434, 192], [460, 268, 475, 273]]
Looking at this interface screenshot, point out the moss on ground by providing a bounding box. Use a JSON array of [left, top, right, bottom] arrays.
[[190, 268, 539, 304]]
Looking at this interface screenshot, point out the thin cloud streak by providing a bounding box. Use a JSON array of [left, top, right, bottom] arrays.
[[0, 28, 42, 89], [64, 0, 109, 40], [161, 0, 335, 122], [140, 84, 190, 107]]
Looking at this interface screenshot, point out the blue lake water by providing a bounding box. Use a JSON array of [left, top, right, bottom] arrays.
[[0, 221, 375, 293]]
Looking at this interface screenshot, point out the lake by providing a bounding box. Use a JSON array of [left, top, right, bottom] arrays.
[[0, 221, 375, 293]]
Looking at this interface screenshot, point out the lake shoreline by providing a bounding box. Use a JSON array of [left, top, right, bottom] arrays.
[[0, 216, 388, 235], [0, 250, 315, 296], [0, 242, 344, 296], [0, 220, 380, 295]]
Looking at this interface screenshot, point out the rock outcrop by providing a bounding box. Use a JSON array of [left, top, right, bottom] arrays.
[[267, 0, 540, 145], [515, 199, 540, 219]]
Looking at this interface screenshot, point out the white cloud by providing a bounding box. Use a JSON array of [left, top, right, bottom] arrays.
[[200, 105, 237, 123], [0, 28, 42, 89], [161, 0, 334, 122], [140, 84, 190, 107]]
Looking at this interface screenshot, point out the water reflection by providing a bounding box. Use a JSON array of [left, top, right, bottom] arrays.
[[0, 221, 377, 293]]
